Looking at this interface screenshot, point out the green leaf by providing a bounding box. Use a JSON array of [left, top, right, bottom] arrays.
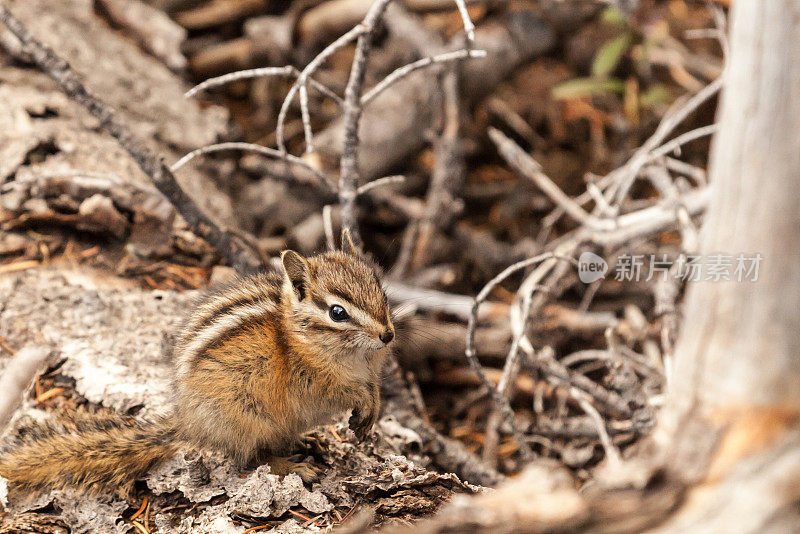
[[592, 33, 633, 78], [551, 77, 625, 100], [600, 7, 626, 26], [640, 84, 672, 109]]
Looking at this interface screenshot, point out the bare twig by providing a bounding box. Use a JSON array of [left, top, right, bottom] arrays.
[[464, 252, 579, 461], [479, 241, 579, 459], [647, 124, 719, 161], [520, 343, 633, 420], [452, 0, 475, 42], [586, 187, 709, 246], [338, 0, 394, 246], [606, 77, 722, 207], [398, 63, 467, 276], [573, 389, 622, 467], [361, 48, 486, 106], [323, 204, 336, 251], [489, 128, 615, 231], [170, 142, 334, 191], [664, 157, 707, 185], [185, 65, 344, 106], [277, 24, 367, 154], [356, 175, 405, 195], [299, 84, 315, 154], [0, 4, 262, 272], [185, 65, 293, 98], [490, 131, 713, 250]]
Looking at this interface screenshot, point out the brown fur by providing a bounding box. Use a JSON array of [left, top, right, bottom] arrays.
[[0, 413, 177, 497], [0, 249, 393, 496]]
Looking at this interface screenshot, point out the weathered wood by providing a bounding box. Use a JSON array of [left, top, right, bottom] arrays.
[[378, 2, 800, 532], [667, 0, 800, 416]]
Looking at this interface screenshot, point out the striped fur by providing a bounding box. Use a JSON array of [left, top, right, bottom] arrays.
[[173, 250, 394, 465], [0, 249, 393, 496], [0, 413, 177, 498]]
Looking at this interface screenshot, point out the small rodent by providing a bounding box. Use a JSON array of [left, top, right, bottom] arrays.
[[0, 231, 394, 497]]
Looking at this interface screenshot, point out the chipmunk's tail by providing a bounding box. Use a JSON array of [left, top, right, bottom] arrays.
[[0, 412, 179, 496]]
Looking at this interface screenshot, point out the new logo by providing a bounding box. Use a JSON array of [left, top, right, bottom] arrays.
[[578, 251, 608, 283]]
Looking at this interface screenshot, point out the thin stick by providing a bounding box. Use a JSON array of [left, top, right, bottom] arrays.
[[357, 175, 406, 195], [170, 142, 333, 192], [277, 24, 366, 153], [408, 64, 465, 273], [299, 84, 315, 154], [482, 242, 580, 457], [338, 0, 394, 246], [587, 187, 709, 246], [573, 388, 622, 466], [474, 252, 578, 305], [185, 65, 294, 98], [647, 124, 718, 161], [489, 128, 614, 231], [185, 66, 343, 106], [361, 49, 486, 106], [0, 4, 261, 272], [664, 157, 707, 185], [452, 0, 475, 42], [465, 252, 578, 460], [521, 337, 633, 419], [383, 5, 454, 277], [607, 77, 722, 207], [323, 204, 336, 251]]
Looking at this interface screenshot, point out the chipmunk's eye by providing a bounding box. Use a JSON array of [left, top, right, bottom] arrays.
[[329, 305, 349, 322]]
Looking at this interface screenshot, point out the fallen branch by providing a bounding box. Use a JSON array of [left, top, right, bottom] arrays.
[[185, 65, 343, 106], [315, 9, 556, 181], [0, 4, 262, 273], [489, 127, 613, 231]]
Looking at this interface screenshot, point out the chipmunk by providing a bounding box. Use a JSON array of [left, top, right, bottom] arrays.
[[0, 231, 394, 497]]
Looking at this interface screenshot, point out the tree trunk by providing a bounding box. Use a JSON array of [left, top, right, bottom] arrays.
[[650, 1, 800, 528], [667, 0, 800, 422], [383, 2, 800, 532]]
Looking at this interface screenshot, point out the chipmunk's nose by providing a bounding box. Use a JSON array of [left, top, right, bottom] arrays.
[[379, 329, 394, 344]]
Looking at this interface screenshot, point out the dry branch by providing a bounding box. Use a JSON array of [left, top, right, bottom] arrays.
[[170, 142, 334, 191], [338, 0, 394, 244], [489, 128, 614, 231], [382, 356, 504, 487], [315, 9, 556, 181], [0, 3, 261, 273]]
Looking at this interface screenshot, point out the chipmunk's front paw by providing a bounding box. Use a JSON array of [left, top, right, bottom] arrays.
[[292, 461, 324, 484]]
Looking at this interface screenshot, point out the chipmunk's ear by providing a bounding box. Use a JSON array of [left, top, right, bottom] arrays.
[[281, 250, 309, 300], [341, 228, 359, 256]]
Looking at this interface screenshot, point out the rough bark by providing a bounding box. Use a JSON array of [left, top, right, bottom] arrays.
[[666, 0, 800, 421], [652, 1, 800, 528]]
